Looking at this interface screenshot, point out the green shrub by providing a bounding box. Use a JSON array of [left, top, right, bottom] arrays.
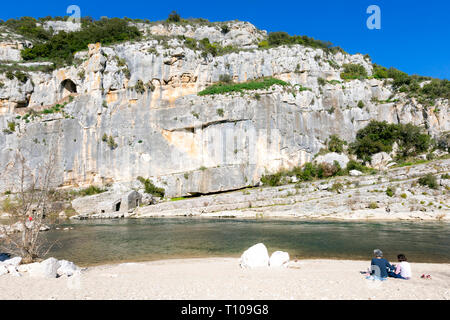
[[260, 171, 288, 187], [340, 64, 368, 80], [386, 187, 395, 197], [258, 40, 269, 48], [167, 11, 181, 23], [346, 160, 374, 173], [107, 136, 118, 150], [134, 80, 146, 94], [418, 174, 438, 189], [372, 64, 389, 79], [371, 64, 449, 104], [184, 37, 197, 50], [198, 77, 288, 96], [357, 100, 364, 108], [4, 16, 51, 41], [21, 18, 141, 65], [368, 202, 379, 209], [137, 176, 165, 198], [219, 74, 232, 83], [6, 71, 14, 80], [350, 120, 431, 162], [220, 25, 229, 34], [265, 32, 338, 53], [330, 182, 344, 193], [216, 108, 224, 117], [327, 134, 346, 153], [14, 71, 28, 83], [317, 78, 326, 86], [75, 186, 107, 197], [7, 121, 16, 132]]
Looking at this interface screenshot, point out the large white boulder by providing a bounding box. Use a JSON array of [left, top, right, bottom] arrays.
[[370, 152, 392, 170], [0, 256, 22, 267], [28, 258, 60, 278], [239, 243, 270, 268], [269, 251, 290, 267], [57, 260, 80, 277], [314, 152, 349, 169]]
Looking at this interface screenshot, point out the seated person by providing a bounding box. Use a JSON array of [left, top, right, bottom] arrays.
[[388, 254, 412, 280], [366, 249, 394, 280]]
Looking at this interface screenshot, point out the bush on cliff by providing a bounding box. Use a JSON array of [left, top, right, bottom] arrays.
[[198, 77, 288, 96], [21, 18, 141, 65], [137, 176, 165, 198], [260, 161, 346, 187], [265, 31, 343, 54], [340, 64, 368, 80], [372, 65, 449, 104], [418, 174, 438, 190], [167, 11, 181, 23], [350, 120, 431, 162]]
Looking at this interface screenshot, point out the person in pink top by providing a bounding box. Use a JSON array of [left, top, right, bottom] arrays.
[[388, 254, 412, 280]]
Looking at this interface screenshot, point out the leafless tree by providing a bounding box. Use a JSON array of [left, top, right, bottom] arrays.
[[0, 149, 58, 263]]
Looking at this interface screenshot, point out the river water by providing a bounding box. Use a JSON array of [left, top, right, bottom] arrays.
[[41, 218, 450, 266]]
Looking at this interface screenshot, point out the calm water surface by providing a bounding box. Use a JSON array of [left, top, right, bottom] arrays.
[[42, 218, 450, 266]]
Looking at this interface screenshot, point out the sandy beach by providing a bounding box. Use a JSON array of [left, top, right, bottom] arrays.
[[1, 258, 448, 300]]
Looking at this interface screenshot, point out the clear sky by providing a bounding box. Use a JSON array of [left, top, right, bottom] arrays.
[[1, 0, 449, 79]]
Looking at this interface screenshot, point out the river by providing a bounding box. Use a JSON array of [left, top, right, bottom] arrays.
[[38, 217, 450, 267]]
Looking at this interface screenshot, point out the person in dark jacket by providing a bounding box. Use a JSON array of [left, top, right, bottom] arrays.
[[366, 249, 394, 280]]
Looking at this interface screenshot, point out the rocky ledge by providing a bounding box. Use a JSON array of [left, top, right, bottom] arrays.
[[131, 158, 450, 221]]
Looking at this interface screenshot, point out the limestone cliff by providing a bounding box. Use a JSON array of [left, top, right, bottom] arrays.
[[0, 21, 448, 197]]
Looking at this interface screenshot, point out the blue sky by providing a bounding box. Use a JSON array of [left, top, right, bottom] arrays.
[[1, 0, 449, 79]]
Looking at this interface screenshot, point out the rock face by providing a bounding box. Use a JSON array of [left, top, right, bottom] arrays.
[[0, 21, 448, 197], [269, 251, 290, 267], [239, 243, 270, 268]]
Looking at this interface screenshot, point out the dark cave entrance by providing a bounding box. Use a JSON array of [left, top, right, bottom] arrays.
[[60, 79, 77, 98]]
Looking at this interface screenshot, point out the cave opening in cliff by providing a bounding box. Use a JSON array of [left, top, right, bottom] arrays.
[[60, 79, 77, 98], [115, 201, 121, 212]]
